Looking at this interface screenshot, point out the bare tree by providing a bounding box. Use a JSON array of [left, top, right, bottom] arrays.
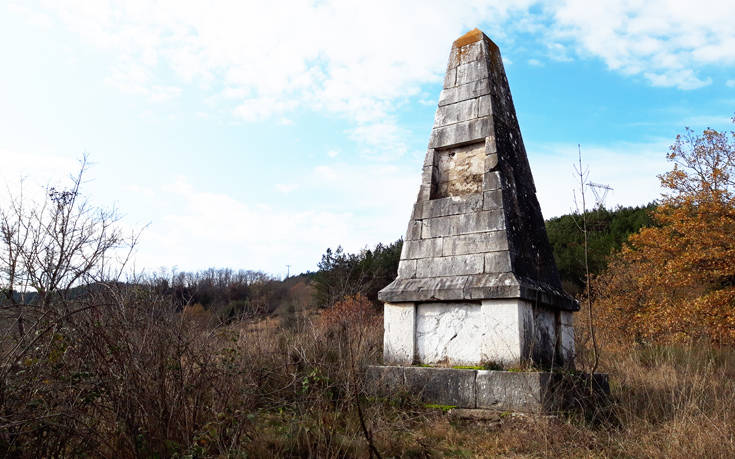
[[0, 156, 140, 310], [572, 145, 600, 374], [0, 155, 142, 381]]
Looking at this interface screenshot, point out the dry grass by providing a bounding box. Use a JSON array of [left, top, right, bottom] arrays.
[[1, 288, 734, 457]]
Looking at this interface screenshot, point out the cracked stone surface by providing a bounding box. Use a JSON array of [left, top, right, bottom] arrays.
[[416, 302, 484, 365]]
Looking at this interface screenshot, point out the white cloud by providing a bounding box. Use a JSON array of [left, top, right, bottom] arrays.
[[348, 121, 410, 160], [149, 85, 182, 102], [15, 0, 734, 144], [314, 165, 338, 181], [527, 58, 543, 67], [0, 149, 78, 203], [547, 0, 735, 90], [327, 150, 339, 158], [17, 0, 537, 156], [133, 164, 418, 274], [726, 79, 735, 88], [275, 183, 299, 194]]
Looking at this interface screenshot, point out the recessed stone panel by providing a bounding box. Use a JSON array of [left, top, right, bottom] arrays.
[[431, 142, 485, 199]]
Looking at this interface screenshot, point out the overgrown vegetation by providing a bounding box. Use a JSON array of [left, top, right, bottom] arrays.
[[312, 240, 402, 309], [595, 118, 735, 345]]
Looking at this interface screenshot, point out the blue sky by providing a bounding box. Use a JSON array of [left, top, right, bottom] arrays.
[[1, 1, 734, 277]]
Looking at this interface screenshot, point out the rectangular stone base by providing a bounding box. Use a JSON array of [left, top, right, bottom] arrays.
[[366, 365, 609, 414], [383, 299, 575, 369]]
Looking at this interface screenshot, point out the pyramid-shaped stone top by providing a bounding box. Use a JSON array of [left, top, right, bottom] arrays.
[[378, 29, 577, 310]]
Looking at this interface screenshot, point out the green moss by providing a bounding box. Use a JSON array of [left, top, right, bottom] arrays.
[[481, 361, 505, 371], [451, 365, 484, 370]]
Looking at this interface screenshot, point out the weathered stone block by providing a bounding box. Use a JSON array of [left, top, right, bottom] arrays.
[[366, 366, 610, 414], [421, 214, 454, 239], [405, 220, 422, 240], [383, 303, 416, 365], [464, 273, 520, 299], [421, 211, 505, 239], [560, 310, 575, 363], [438, 78, 491, 107], [422, 149, 438, 168], [429, 118, 492, 149], [434, 98, 478, 127], [403, 367, 476, 407], [459, 40, 485, 65], [367, 365, 405, 394], [483, 170, 502, 190], [479, 299, 524, 364], [484, 251, 512, 273], [397, 259, 417, 278], [420, 194, 483, 219], [443, 67, 457, 89], [421, 164, 436, 187], [448, 40, 486, 69], [416, 302, 484, 365], [416, 184, 431, 202], [455, 60, 489, 86], [476, 371, 550, 412], [484, 135, 497, 155], [378, 276, 471, 302], [457, 210, 505, 233], [478, 94, 493, 117], [416, 254, 484, 278], [411, 202, 423, 220], [401, 238, 443, 260], [442, 231, 509, 256], [483, 189, 502, 210]]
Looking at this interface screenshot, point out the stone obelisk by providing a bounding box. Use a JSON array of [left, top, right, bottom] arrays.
[[378, 29, 577, 369]]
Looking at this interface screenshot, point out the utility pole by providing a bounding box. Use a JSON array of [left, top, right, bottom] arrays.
[[587, 182, 613, 209], [286, 264, 291, 279]]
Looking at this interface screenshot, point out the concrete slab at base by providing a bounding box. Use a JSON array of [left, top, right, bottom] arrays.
[[366, 365, 609, 414], [404, 367, 476, 407]]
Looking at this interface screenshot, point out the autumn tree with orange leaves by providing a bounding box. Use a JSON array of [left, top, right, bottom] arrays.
[[595, 118, 735, 345]]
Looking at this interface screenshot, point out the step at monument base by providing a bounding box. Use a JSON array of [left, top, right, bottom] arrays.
[[366, 365, 609, 414]]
